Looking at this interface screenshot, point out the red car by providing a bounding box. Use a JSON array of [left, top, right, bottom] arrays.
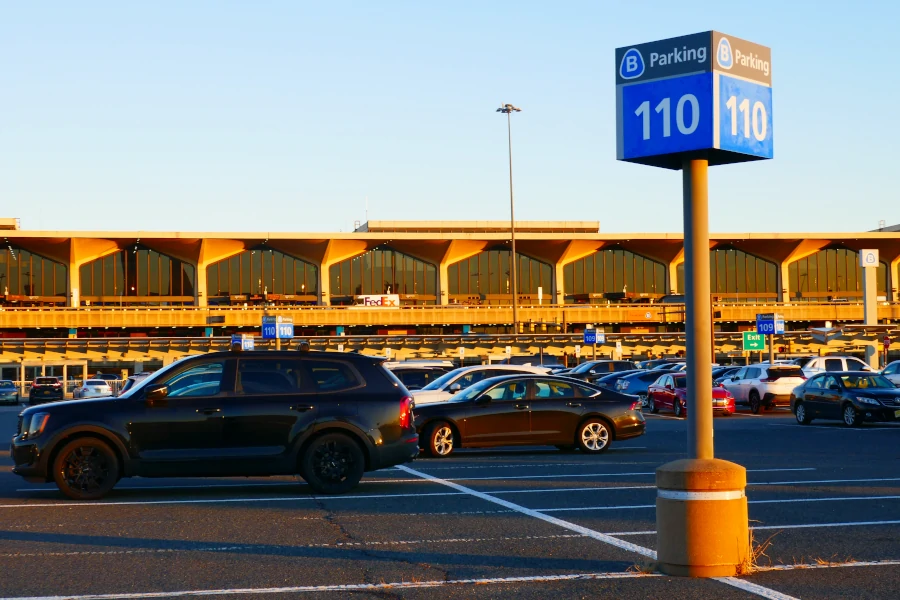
[[646, 372, 735, 417]]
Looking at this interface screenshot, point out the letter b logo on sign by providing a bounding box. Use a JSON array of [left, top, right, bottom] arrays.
[[620, 48, 644, 79], [716, 37, 733, 69]]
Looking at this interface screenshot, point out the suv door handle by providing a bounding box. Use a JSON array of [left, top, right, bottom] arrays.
[[291, 404, 315, 412], [566, 402, 582, 407], [197, 407, 221, 415], [514, 404, 530, 410]]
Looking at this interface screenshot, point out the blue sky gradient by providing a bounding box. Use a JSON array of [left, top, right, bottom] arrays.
[[2, 2, 897, 233]]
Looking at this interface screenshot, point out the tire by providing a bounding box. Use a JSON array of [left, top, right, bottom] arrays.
[[637, 393, 648, 409], [842, 404, 862, 428], [577, 419, 612, 454], [749, 391, 762, 414], [648, 396, 659, 413], [795, 402, 812, 425], [674, 401, 683, 418], [423, 421, 456, 458], [52, 438, 120, 501], [301, 433, 365, 494]]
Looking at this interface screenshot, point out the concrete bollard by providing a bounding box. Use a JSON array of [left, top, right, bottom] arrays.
[[656, 458, 750, 577]]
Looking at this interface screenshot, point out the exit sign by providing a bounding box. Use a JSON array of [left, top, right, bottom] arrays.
[[742, 331, 765, 351]]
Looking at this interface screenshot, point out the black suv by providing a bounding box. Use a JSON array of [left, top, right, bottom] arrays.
[[12, 351, 418, 500], [28, 377, 65, 405]]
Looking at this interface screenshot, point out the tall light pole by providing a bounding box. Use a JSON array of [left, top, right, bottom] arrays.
[[497, 103, 521, 333]]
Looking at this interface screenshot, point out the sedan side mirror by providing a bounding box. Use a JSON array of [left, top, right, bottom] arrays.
[[145, 384, 169, 404], [473, 395, 490, 406], [665, 384, 673, 390], [449, 383, 462, 393], [829, 384, 841, 391], [731, 376, 739, 381]]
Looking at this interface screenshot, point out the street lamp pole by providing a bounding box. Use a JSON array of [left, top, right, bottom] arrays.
[[497, 103, 521, 333]]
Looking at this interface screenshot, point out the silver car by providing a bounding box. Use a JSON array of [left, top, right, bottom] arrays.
[[74, 379, 113, 399]]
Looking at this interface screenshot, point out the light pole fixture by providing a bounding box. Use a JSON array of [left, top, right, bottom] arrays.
[[496, 103, 521, 332]]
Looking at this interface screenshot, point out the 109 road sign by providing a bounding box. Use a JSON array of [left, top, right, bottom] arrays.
[[756, 313, 785, 335], [616, 31, 772, 170]]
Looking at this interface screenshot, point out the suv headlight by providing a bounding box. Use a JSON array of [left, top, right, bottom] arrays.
[[855, 396, 879, 406], [25, 413, 50, 438]]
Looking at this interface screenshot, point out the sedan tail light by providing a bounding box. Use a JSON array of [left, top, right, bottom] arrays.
[[399, 396, 413, 429], [628, 401, 641, 411]]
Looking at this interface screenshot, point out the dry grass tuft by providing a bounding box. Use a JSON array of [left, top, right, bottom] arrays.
[[627, 560, 659, 574], [736, 530, 780, 575]]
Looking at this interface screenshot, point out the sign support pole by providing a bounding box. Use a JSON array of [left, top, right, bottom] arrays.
[[768, 334, 774, 365], [683, 157, 713, 461]]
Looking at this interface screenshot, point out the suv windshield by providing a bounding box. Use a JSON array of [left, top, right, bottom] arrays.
[[839, 374, 894, 389]]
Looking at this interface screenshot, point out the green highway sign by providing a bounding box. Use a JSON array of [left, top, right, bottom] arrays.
[[742, 331, 765, 351]]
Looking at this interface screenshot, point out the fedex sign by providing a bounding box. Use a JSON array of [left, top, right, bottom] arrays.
[[353, 294, 401, 309]]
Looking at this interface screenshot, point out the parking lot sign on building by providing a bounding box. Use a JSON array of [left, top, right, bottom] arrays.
[[262, 316, 294, 340], [742, 331, 765, 351]]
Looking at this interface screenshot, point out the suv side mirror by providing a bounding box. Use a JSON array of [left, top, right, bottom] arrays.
[[449, 383, 462, 393], [731, 375, 739, 381], [145, 384, 169, 404]]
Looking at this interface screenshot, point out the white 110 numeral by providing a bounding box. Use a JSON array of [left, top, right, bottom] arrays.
[[635, 94, 699, 140], [725, 95, 767, 141]]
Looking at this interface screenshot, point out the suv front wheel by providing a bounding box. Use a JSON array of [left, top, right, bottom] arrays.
[[301, 433, 365, 494], [52, 437, 120, 500]]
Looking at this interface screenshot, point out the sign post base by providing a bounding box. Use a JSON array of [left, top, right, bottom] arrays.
[[656, 458, 750, 577]]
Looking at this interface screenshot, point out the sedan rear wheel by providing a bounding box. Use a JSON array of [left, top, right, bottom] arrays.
[[795, 402, 812, 425], [424, 421, 455, 458], [577, 419, 611, 454]]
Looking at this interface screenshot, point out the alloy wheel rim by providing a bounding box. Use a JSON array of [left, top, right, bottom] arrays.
[[313, 441, 354, 482], [638, 394, 648, 408], [844, 406, 855, 425], [62, 446, 111, 493], [581, 423, 609, 451], [434, 427, 453, 455], [796, 405, 805, 422]]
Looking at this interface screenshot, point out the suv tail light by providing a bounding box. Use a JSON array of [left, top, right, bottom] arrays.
[[399, 396, 413, 429], [760, 377, 774, 383]]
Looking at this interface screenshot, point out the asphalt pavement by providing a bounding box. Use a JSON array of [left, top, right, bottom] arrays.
[[0, 404, 898, 599]]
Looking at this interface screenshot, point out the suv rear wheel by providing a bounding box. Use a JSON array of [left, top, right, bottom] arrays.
[[749, 391, 762, 414], [52, 437, 120, 500], [301, 433, 365, 494]]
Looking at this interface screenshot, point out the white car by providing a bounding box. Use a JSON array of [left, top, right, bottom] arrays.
[[881, 361, 900, 386], [118, 372, 153, 396], [74, 379, 113, 399], [411, 365, 551, 405], [797, 356, 872, 378], [721, 363, 807, 413]]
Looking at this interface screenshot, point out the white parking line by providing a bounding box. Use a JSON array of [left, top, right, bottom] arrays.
[[770, 423, 900, 431], [0, 571, 661, 600], [372, 467, 813, 483], [757, 559, 900, 572], [396, 465, 798, 600], [606, 519, 900, 537], [539, 495, 900, 512], [0, 533, 584, 559]]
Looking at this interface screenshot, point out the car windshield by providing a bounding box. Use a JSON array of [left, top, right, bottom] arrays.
[[0, 381, 14, 388], [86, 380, 107, 386], [839, 374, 895, 389], [420, 369, 465, 391], [116, 356, 196, 399], [452, 379, 498, 402], [35, 378, 58, 384]]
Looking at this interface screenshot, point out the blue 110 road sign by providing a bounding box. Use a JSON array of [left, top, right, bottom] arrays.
[[262, 316, 294, 340], [756, 313, 785, 336], [616, 31, 772, 169]]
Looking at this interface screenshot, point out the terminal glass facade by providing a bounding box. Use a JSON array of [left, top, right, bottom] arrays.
[[0, 246, 67, 302], [787, 247, 887, 301], [448, 248, 551, 303], [563, 248, 665, 301], [676, 247, 778, 301], [207, 247, 317, 302], [80, 248, 195, 305], [329, 248, 436, 303]]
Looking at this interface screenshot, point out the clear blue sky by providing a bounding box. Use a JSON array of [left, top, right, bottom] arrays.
[[2, 2, 897, 233]]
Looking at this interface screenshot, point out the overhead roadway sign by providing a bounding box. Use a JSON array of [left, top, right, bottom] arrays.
[[742, 331, 765, 351], [756, 313, 785, 335], [616, 31, 773, 170]]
